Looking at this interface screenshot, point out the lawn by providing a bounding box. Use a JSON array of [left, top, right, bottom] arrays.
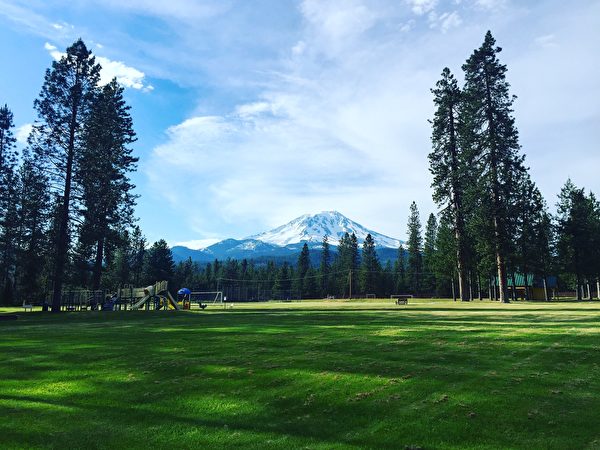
[[1, 299, 600, 449]]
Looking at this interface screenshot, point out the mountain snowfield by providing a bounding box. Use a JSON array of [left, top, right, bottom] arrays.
[[248, 211, 401, 248], [170, 211, 403, 263]]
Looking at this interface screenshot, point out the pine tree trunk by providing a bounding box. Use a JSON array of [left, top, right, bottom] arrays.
[[511, 272, 517, 302], [451, 277, 456, 301], [543, 276, 549, 302], [478, 274, 483, 300], [91, 237, 104, 291], [586, 282, 591, 300], [596, 278, 600, 300], [466, 272, 473, 301], [496, 251, 508, 303]]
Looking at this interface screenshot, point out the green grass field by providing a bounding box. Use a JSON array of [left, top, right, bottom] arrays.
[[1, 299, 600, 449]]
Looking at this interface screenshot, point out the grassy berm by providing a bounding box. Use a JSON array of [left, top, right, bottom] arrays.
[[1, 299, 600, 449]]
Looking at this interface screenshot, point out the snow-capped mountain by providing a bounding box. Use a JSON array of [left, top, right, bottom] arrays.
[[171, 211, 402, 263], [248, 211, 401, 248]]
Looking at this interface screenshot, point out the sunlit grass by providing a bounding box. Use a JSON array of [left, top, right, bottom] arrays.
[[1, 299, 600, 449]]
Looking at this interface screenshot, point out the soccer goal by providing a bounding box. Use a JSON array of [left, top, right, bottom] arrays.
[[190, 291, 223, 308], [366, 293, 377, 299]]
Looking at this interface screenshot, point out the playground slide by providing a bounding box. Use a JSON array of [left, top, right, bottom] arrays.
[[131, 295, 150, 310], [166, 292, 180, 310]]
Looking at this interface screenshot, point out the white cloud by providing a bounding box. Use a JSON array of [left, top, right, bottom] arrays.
[[171, 238, 221, 250], [292, 40, 307, 56], [534, 34, 557, 49], [235, 101, 272, 118], [429, 11, 463, 32], [44, 43, 152, 91], [407, 0, 438, 15], [300, 0, 380, 55], [474, 0, 507, 10], [44, 42, 64, 60], [15, 123, 33, 145], [96, 56, 150, 90]]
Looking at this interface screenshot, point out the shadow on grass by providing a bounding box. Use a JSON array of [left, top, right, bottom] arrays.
[[1, 305, 600, 449]]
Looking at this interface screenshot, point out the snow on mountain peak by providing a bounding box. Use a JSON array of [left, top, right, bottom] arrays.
[[247, 211, 401, 248]]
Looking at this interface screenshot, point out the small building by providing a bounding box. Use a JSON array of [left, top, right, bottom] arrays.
[[494, 274, 557, 300]]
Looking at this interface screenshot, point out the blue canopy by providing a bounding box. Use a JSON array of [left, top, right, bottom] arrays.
[[178, 288, 191, 295]]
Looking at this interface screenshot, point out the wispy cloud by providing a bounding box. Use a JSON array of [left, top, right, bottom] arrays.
[[407, 0, 438, 15], [428, 10, 462, 33]]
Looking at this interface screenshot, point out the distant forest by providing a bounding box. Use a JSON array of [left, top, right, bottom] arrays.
[[1, 33, 599, 308]]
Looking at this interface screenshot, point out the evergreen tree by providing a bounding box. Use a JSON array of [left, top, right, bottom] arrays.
[[31, 39, 101, 311], [319, 235, 331, 297], [273, 262, 291, 299], [293, 243, 311, 298], [406, 201, 423, 296], [434, 214, 458, 299], [556, 180, 599, 300], [142, 240, 175, 285], [15, 150, 51, 302], [76, 79, 138, 290], [513, 174, 549, 299], [428, 68, 470, 300], [422, 213, 438, 296], [462, 31, 525, 303], [335, 232, 359, 297], [0, 104, 19, 303], [394, 245, 407, 293], [303, 267, 318, 299], [359, 234, 381, 296]]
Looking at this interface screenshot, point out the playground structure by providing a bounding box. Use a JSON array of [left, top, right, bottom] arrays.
[[44, 281, 199, 311], [119, 281, 180, 311]]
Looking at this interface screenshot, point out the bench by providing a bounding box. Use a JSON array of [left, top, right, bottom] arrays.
[[391, 295, 412, 305], [22, 302, 33, 312]]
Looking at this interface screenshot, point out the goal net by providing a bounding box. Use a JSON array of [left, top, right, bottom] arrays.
[[190, 291, 223, 305], [366, 294, 376, 299]]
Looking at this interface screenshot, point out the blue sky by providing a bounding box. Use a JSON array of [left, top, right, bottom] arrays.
[[1, 0, 599, 248]]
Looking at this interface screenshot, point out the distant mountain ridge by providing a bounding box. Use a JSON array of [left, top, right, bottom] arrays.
[[171, 211, 402, 264]]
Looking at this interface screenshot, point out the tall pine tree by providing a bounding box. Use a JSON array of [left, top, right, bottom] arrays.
[[429, 68, 470, 300], [319, 235, 331, 297], [359, 233, 381, 296], [76, 79, 138, 290], [422, 213, 438, 296], [462, 31, 524, 303], [32, 39, 101, 311], [406, 201, 423, 296], [0, 104, 19, 303]]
